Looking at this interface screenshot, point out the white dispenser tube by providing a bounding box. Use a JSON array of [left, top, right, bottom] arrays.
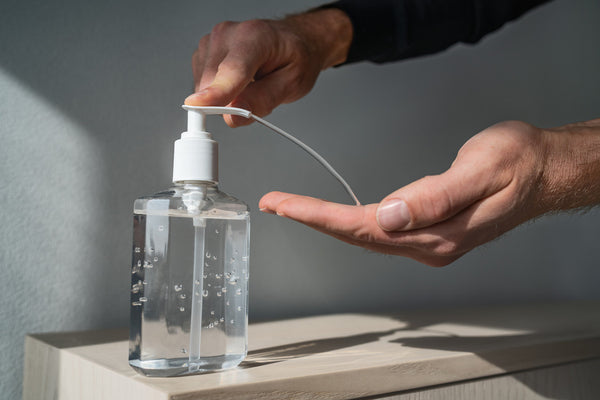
[[189, 217, 206, 371]]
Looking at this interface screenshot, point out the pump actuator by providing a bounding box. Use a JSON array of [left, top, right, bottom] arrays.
[[172, 106, 254, 183]]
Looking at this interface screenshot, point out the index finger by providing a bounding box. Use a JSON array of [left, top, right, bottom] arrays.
[[259, 191, 397, 245]]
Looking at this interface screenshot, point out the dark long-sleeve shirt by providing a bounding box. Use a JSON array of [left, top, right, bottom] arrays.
[[324, 0, 552, 64]]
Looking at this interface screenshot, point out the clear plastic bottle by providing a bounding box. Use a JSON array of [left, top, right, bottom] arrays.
[[129, 182, 250, 376], [129, 106, 250, 376]]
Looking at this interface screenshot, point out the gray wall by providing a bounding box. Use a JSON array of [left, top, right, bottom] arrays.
[[1, 0, 599, 398]]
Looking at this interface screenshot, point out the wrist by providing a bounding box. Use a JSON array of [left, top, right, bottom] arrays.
[[540, 119, 600, 212], [285, 7, 353, 69]]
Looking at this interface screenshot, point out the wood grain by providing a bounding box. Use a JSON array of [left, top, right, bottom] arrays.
[[23, 302, 600, 400], [375, 359, 600, 400]]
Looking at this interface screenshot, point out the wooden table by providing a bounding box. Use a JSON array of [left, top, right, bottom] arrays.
[[24, 302, 600, 399]]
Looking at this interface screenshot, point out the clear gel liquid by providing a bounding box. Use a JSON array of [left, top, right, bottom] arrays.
[[129, 184, 249, 376]]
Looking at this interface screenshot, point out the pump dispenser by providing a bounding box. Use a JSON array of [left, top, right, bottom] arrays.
[[129, 107, 251, 377], [130, 105, 360, 377]]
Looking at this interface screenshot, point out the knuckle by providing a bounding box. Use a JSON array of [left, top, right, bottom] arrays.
[[237, 19, 271, 36], [196, 35, 209, 50], [353, 227, 378, 244], [491, 120, 534, 133], [212, 20, 235, 36], [349, 209, 380, 244]]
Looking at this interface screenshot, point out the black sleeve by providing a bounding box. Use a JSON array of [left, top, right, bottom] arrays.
[[322, 0, 552, 64]]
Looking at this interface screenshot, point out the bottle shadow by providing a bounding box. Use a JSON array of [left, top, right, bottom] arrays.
[[241, 327, 400, 368]]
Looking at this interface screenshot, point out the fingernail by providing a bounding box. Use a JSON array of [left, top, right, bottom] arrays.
[[259, 207, 275, 214], [377, 199, 410, 231]]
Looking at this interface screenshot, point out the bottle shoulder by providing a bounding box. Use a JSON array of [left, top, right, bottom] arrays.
[[134, 184, 249, 217]]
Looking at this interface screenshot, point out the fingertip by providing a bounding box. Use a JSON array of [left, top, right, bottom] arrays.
[[258, 191, 281, 212], [258, 196, 270, 212], [259, 191, 301, 216], [185, 83, 237, 107]]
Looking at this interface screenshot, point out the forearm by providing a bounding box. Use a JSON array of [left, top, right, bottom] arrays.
[[541, 119, 600, 212], [322, 0, 553, 64]]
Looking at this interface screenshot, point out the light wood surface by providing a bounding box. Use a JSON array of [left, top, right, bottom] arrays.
[[377, 358, 600, 400], [23, 302, 600, 400]]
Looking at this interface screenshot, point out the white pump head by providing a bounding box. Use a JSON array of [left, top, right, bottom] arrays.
[[172, 106, 253, 183]]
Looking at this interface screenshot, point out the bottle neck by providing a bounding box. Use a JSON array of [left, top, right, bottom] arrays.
[[176, 181, 217, 212], [174, 180, 218, 188]]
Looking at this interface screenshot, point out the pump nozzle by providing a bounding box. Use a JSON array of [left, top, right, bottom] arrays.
[[180, 105, 361, 206], [183, 106, 251, 134]]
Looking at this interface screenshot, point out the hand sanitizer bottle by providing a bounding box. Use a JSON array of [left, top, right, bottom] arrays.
[[129, 106, 250, 376]]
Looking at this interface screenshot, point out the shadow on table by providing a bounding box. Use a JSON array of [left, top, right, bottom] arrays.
[[242, 302, 600, 398], [242, 327, 400, 368]]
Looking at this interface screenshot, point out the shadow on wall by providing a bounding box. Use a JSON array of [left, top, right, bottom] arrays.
[[1, 2, 210, 399], [0, 0, 202, 327]]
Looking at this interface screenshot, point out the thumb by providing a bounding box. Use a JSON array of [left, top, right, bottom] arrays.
[[376, 163, 501, 231], [185, 56, 258, 109]]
